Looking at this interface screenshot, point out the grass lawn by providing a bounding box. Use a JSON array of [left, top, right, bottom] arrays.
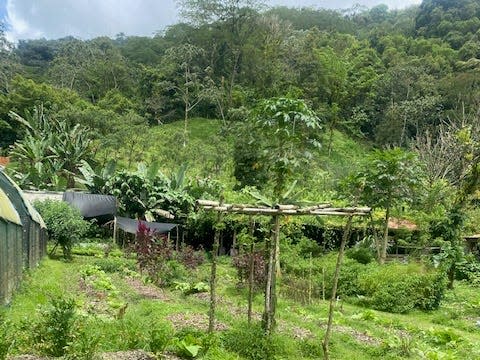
[[2, 249, 480, 359]]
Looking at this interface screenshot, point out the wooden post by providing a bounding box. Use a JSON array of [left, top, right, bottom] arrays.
[[231, 228, 237, 256], [322, 216, 353, 360], [113, 216, 118, 246], [308, 252, 313, 304], [322, 267, 325, 301], [175, 225, 179, 251], [247, 242, 255, 324], [209, 205, 223, 333]]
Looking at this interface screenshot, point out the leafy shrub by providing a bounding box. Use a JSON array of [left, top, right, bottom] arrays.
[[232, 250, 266, 289], [174, 328, 208, 359], [34, 200, 90, 259], [315, 252, 367, 298], [426, 327, 462, 347], [294, 236, 323, 258], [66, 318, 102, 360], [173, 281, 209, 295], [178, 245, 205, 269], [223, 323, 286, 360], [132, 222, 202, 286], [32, 297, 77, 357], [346, 246, 375, 264], [116, 318, 148, 350], [358, 263, 447, 313], [455, 255, 480, 286], [148, 322, 174, 354]]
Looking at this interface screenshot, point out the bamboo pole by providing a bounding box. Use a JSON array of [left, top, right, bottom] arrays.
[[322, 216, 353, 360]]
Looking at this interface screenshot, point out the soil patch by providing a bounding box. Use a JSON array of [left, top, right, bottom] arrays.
[[166, 312, 228, 331], [125, 277, 170, 301]]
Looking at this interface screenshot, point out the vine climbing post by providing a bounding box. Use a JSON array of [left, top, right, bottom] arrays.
[[322, 216, 353, 360]]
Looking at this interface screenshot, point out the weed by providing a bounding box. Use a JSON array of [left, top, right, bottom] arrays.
[[0, 316, 11, 360], [148, 321, 173, 354], [32, 297, 77, 357], [173, 281, 209, 295], [92, 257, 136, 273], [222, 323, 279, 360], [65, 317, 102, 360]]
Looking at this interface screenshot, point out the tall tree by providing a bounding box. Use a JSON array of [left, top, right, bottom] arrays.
[[177, 0, 262, 107], [163, 44, 208, 146]]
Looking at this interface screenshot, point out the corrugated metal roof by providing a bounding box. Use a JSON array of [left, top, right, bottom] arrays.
[[0, 188, 22, 225], [0, 171, 46, 228]]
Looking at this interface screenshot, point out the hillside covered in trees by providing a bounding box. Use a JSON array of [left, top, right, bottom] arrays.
[[3, 1, 480, 359], [0, 0, 479, 150]]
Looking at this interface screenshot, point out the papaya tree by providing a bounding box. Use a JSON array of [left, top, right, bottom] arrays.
[[341, 148, 421, 264], [237, 97, 322, 333]]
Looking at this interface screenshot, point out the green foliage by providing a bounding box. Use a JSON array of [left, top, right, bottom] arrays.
[[103, 162, 195, 220], [346, 246, 375, 264], [0, 316, 11, 360], [454, 254, 480, 286], [177, 339, 202, 358], [340, 147, 422, 262], [32, 297, 77, 357], [234, 97, 322, 197], [173, 281, 209, 295], [148, 322, 174, 354], [91, 256, 137, 274], [342, 147, 421, 210], [9, 105, 93, 189], [222, 323, 282, 360], [34, 199, 90, 259], [358, 262, 447, 313]]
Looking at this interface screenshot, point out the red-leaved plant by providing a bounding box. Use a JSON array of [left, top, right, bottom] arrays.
[[134, 221, 205, 286]]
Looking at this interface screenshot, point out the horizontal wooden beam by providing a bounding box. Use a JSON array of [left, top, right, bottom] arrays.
[[196, 200, 371, 217]]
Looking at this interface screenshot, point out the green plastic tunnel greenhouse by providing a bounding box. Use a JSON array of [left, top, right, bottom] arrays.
[[0, 169, 46, 304]]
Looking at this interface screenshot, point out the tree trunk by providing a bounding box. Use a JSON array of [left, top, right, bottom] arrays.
[[183, 103, 188, 147], [263, 214, 280, 334], [322, 216, 353, 360]]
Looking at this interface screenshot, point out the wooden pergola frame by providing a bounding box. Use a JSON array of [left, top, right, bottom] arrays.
[[197, 200, 370, 217], [196, 199, 371, 359]]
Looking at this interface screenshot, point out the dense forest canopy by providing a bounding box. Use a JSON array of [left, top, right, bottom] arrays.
[[0, 0, 479, 179], [0, 1, 477, 145]]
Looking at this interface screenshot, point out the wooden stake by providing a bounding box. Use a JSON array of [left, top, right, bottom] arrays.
[[208, 205, 223, 333], [113, 216, 118, 245], [175, 225, 179, 251], [248, 242, 255, 324], [322, 216, 353, 360]]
